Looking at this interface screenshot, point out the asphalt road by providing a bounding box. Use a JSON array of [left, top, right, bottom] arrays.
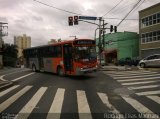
[[0, 68, 160, 119]]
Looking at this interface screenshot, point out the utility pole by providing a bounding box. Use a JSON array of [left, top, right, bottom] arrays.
[[98, 17, 102, 65], [0, 22, 8, 68]]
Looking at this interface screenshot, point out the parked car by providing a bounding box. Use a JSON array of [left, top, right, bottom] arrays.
[[139, 54, 160, 68], [116, 57, 140, 66]]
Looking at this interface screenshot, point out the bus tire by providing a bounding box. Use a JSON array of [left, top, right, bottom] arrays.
[[57, 66, 64, 76], [32, 65, 37, 72]]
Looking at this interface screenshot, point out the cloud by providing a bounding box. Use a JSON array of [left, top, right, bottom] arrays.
[[1, 0, 159, 46]]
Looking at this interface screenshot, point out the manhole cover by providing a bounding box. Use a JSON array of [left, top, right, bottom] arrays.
[[114, 87, 134, 96]]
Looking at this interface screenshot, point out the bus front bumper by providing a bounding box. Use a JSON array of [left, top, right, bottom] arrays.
[[76, 67, 97, 75]]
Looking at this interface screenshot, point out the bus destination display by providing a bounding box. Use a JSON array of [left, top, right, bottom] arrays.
[[73, 40, 95, 45]]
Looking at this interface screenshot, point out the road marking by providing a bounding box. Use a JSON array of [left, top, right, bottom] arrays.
[[136, 90, 160, 96], [118, 77, 160, 82], [0, 85, 20, 97], [77, 90, 92, 119], [47, 88, 65, 119], [146, 96, 160, 104], [0, 86, 32, 113], [109, 72, 158, 77], [114, 74, 160, 79], [122, 80, 160, 86], [128, 85, 160, 90], [12, 72, 35, 82], [17, 87, 47, 119], [97, 92, 124, 118], [122, 96, 159, 119]]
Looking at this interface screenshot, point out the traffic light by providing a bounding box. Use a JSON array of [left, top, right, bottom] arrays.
[[68, 16, 73, 26], [114, 26, 117, 32], [74, 16, 78, 25], [110, 25, 113, 32]]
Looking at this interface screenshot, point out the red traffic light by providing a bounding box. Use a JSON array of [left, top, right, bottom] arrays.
[[74, 16, 78, 25], [68, 16, 73, 26]]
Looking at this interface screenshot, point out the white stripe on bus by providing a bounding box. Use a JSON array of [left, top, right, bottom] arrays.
[[47, 88, 65, 119], [0, 86, 32, 113], [17, 87, 47, 119]]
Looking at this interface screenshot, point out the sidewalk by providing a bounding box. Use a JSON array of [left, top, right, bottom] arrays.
[[98, 65, 160, 72]]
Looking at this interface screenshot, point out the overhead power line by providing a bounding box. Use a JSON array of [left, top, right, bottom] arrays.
[[102, 0, 124, 17], [132, 0, 146, 12], [117, 0, 142, 26], [103, 17, 139, 20], [33, 0, 83, 15]]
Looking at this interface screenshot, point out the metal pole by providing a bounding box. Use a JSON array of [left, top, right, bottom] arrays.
[[102, 20, 105, 48], [98, 17, 102, 66]]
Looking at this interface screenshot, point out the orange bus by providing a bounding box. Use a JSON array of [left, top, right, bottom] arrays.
[[23, 39, 97, 76]]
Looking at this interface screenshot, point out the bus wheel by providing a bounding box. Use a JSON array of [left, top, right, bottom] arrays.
[[32, 65, 36, 72], [57, 67, 64, 76]]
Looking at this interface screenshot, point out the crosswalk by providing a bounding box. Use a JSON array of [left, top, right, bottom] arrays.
[[103, 70, 160, 96], [0, 84, 160, 119]]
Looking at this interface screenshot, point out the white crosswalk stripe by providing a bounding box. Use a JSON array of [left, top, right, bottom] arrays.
[[136, 90, 160, 96], [77, 90, 92, 119], [97, 92, 125, 119], [128, 85, 160, 90], [122, 96, 160, 119], [0, 86, 32, 113], [146, 96, 160, 104], [104, 70, 160, 96], [16, 87, 47, 119], [0, 85, 20, 97], [1, 85, 160, 119], [47, 88, 65, 119], [117, 77, 160, 82], [114, 73, 160, 79], [122, 80, 160, 86]]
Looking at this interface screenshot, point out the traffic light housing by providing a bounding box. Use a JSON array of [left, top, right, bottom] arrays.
[[74, 16, 78, 25], [110, 25, 113, 32], [114, 26, 117, 32], [68, 16, 73, 26]]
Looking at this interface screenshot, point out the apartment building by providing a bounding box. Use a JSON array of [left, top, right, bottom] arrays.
[[139, 3, 160, 58], [14, 34, 31, 58]]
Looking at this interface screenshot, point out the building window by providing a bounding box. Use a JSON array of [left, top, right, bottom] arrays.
[[141, 30, 160, 43], [141, 12, 160, 28], [157, 13, 160, 23]]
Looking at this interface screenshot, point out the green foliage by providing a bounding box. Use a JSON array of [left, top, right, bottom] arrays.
[[3, 43, 18, 67]]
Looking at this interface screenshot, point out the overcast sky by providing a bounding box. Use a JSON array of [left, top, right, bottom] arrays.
[[0, 0, 159, 46]]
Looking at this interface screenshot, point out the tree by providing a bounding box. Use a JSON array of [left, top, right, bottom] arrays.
[[2, 43, 18, 67]]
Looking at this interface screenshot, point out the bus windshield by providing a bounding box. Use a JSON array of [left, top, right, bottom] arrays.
[[74, 46, 97, 62]]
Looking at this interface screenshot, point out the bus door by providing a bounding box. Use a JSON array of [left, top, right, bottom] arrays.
[[63, 44, 73, 72]]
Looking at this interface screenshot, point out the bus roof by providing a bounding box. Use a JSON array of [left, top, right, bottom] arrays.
[[24, 39, 94, 50]]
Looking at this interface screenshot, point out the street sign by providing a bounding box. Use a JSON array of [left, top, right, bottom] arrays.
[[79, 16, 97, 20]]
